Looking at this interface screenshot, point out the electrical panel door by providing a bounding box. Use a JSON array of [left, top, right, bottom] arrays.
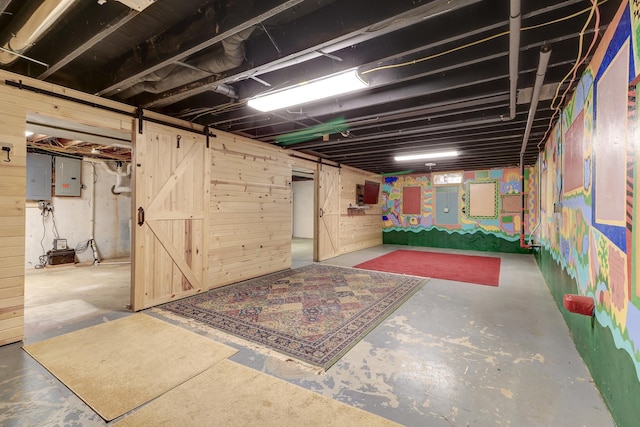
[[55, 157, 82, 196], [26, 153, 52, 201], [435, 185, 459, 225]]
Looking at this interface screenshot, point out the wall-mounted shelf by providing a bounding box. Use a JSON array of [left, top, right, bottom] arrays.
[[347, 204, 369, 216]]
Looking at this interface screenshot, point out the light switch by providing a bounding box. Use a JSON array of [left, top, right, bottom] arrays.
[[444, 207, 449, 213]]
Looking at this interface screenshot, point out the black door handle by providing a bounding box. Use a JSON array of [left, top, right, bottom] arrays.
[[137, 207, 145, 226]]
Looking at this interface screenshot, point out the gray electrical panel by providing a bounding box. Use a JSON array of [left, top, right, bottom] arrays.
[[55, 157, 82, 196], [26, 153, 52, 201]]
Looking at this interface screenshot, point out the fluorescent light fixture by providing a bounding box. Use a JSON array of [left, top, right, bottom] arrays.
[[248, 69, 368, 112], [394, 150, 459, 162], [25, 131, 34, 137]]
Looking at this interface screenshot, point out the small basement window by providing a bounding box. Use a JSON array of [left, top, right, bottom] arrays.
[[433, 172, 463, 185]]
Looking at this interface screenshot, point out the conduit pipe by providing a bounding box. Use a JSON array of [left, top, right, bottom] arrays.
[[89, 164, 96, 241], [526, 151, 543, 246], [81, 159, 101, 265], [519, 45, 551, 249], [508, 0, 522, 120], [0, 0, 79, 65]]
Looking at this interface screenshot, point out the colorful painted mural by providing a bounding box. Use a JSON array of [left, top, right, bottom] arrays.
[[537, 0, 640, 386], [382, 167, 536, 246], [382, 4, 640, 422]]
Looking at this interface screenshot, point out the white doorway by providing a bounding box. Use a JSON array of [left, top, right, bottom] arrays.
[[23, 114, 132, 339], [291, 167, 314, 267]]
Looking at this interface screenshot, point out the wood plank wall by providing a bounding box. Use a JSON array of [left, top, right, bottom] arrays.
[[0, 70, 382, 345], [0, 71, 133, 345], [338, 167, 383, 255], [208, 132, 293, 288], [0, 86, 27, 345]]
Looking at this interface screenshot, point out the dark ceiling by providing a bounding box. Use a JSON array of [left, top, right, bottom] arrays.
[[0, 0, 619, 174]]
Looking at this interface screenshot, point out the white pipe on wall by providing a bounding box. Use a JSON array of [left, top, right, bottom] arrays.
[[92, 159, 132, 194], [519, 45, 551, 249], [90, 163, 96, 240]]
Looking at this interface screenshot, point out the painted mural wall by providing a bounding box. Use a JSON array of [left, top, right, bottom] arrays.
[[536, 1, 640, 422], [381, 167, 537, 253]]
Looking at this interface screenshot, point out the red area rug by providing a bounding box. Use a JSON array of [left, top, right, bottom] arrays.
[[354, 250, 501, 287], [160, 264, 426, 369]]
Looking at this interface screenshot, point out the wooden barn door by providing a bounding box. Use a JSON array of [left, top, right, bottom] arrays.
[[316, 164, 340, 261], [131, 121, 209, 311]]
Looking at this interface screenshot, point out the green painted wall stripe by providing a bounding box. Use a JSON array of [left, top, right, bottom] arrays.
[[383, 229, 531, 254], [536, 248, 640, 427]]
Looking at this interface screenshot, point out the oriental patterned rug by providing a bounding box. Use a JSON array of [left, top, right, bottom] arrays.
[[160, 264, 427, 370]]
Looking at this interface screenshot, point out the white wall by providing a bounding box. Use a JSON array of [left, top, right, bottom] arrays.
[[25, 160, 131, 267], [292, 180, 314, 238]]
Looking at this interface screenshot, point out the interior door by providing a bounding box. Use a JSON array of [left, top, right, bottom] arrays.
[[435, 185, 459, 225], [316, 164, 340, 261], [131, 121, 209, 310]]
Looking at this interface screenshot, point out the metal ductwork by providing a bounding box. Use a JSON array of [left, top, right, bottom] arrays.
[[118, 27, 255, 99], [0, 0, 79, 65]]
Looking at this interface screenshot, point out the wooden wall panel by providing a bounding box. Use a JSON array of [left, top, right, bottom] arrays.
[[208, 133, 293, 288], [0, 74, 27, 345], [338, 167, 383, 255]]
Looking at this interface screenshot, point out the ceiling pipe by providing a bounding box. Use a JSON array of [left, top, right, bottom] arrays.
[[0, 0, 79, 65], [508, 0, 521, 120], [38, 9, 140, 80], [519, 44, 551, 249], [98, 0, 305, 97], [117, 27, 254, 99], [244, 0, 522, 147], [144, 0, 482, 108], [520, 45, 551, 157]]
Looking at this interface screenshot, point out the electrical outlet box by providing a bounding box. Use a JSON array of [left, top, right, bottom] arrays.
[[444, 207, 449, 213], [55, 157, 81, 196]]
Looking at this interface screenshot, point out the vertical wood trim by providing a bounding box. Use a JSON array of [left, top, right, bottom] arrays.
[[0, 81, 26, 344], [131, 119, 146, 311], [202, 140, 210, 290]]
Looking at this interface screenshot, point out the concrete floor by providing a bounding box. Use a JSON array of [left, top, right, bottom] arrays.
[[0, 240, 613, 426]]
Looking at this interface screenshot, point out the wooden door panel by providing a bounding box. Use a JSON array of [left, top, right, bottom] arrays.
[[131, 122, 209, 310], [316, 164, 340, 261]]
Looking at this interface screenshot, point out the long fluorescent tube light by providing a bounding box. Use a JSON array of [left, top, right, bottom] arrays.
[[394, 150, 459, 161], [248, 69, 368, 112]]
